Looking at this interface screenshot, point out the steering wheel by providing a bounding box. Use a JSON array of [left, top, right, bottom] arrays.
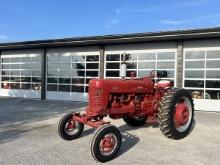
[[150, 70, 161, 82]]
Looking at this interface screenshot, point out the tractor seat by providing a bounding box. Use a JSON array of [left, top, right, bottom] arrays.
[[156, 80, 171, 88]]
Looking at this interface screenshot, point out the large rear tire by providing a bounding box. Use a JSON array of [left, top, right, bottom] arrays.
[[157, 89, 194, 139], [58, 113, 84, 140], [123, 116, 147, 126], [90, 124, 122, 163]]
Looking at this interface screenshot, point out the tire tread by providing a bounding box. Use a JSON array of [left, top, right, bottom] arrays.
[[157, 89, 194, 139]]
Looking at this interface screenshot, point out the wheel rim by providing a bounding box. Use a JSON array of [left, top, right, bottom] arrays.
[[173, 97, 192, 132], [99, 133, 118, 156], [64, 120, 80, 135]]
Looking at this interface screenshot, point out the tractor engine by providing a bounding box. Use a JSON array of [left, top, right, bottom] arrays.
[[86, 77, 158, 118]]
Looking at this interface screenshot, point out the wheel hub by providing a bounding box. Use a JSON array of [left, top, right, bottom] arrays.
[[100, 134, 116, 155], [66, 121, 75, 131], [174, 101, 189, 126]]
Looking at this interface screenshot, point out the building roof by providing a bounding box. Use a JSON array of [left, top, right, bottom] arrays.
[[1, 27, 220, 50]]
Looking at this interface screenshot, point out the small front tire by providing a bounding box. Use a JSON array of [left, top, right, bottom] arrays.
[[90, 124, 122, 162], [58, 113, 84, 140]]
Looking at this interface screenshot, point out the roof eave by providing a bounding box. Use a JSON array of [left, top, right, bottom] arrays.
[[1, 27, 220, 50]]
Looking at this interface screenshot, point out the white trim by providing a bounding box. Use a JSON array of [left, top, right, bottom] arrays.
[[184, 47, 220, 51], [185, 87, 220, 91], [184, 87, 205, 90], [47, 46, 100, 55], [205, 78, 220, 81], [105, 48, 177, 54], [184, 78, 205, 80], [104, 52, 107, 78], [206, 58, 220, 61], [105, 69, 120, 71], [1, 54, 42, 58], [184, 68, 205, 70], [185, 59, 205, 61], [194, 99, 220, 111], [46, 91, 88, 102], [0, 89, 41, 98]]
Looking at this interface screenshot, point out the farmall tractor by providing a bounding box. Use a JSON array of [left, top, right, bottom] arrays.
[[58, 62, 194, 162]]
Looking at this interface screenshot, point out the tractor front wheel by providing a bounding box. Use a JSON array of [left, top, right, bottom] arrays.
[[90, 124, 122, 162], [157, 89, 194, 139], [58, 113, 84, 140], [123, 116, 147, 126]]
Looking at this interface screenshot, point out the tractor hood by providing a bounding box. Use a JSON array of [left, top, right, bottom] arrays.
[[89, 78, 154, 94]]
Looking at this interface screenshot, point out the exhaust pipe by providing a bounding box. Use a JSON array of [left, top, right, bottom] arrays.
[[120, 52, 127, 79]]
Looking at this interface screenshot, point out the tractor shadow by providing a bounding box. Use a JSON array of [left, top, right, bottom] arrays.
[[115, 122, 157, 157], [118, 118, 196, 133], [79, 119, 196, 159], [116, 119, 196, 158], [80, 128, 96, 138], [117, 127, 140, 157]]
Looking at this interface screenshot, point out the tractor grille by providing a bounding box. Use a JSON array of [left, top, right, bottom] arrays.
[[89, 88, 103, 107]]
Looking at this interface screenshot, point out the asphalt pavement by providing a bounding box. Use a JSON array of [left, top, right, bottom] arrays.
[[0, 97, 220, 165]]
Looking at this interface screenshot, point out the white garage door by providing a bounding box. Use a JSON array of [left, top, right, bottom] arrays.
[[46, 47, 100, 102], [183, 48, 220, 112], [0, 50, 42, 98], [104, 43, 177, 86]]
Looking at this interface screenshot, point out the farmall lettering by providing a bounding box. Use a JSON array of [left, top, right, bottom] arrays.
[[58, 68, 194, 162]]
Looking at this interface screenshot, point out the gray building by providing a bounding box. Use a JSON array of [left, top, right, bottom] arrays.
[[0, 27, 220, 112]]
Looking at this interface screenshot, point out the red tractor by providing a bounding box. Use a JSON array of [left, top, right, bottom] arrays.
[[58, 70, 194, 162]]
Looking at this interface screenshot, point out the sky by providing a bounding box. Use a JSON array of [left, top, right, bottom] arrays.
[[0, 0, 220, 43]]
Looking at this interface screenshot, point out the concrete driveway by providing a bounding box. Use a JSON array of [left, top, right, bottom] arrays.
[[0, 97, 220, 165]]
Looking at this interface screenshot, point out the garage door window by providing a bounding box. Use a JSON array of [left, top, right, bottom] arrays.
[[47, 54, 99, 93], [105, 51, 176, 84], [1, 54, 42, 90], [184, 50, 220, 100]]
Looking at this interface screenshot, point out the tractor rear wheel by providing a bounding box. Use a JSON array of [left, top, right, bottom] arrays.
[[90, 124, 122, 162], [157, 89, 194, 139], [58, 113, 84, 140], [123, 116, 147, 126]]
